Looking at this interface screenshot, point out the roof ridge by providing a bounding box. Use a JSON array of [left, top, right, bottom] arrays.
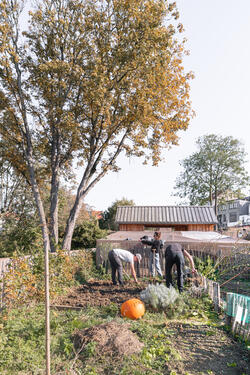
[[117, 205, 214, 208]]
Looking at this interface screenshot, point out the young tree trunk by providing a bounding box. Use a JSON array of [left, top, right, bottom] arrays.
[[15, 48, 51, 372], [26, 158, 51, 374], [49, 173, 59, 252], [48, 130, 61, 251]]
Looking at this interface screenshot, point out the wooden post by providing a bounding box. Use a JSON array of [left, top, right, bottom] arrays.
[[44, 244, 50, 375], [213, 282, 220, 312], [136, 256, 140, 278], [152, 249, 156, 278]]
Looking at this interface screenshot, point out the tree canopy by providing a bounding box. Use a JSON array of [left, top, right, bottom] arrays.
[[0, 0, 193, 251], [173, 134, 250, 214], [99, 197, 135, 231]]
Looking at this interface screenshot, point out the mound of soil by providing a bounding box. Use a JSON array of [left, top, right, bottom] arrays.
[[73, 320, 144, 357]]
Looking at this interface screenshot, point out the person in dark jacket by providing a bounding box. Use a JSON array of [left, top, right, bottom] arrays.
[[140, 231, 163, 277], [165, 243, 197, 293]]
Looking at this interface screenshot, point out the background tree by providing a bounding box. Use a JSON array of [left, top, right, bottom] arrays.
[[71, 218, 107, 249], [0, 157, 35, 216], [99, 197, 135, 231], [0, 0, 193, 252], [173, 134, 250, 214], [0, 154, 43, 257]]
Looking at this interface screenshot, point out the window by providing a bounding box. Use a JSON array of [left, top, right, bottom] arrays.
[[229, 202, 238, 209], [229, 213, 237, 222]]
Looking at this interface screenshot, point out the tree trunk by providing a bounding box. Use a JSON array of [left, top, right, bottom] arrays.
[[209, 187, 213, 207], [62, 133, 127, 250], [49, 129, 61, 251], [63, 171, 98, 250], [214, 190, 218, 216], [62, 194, 83, 250], [49, 173, 59, 252]]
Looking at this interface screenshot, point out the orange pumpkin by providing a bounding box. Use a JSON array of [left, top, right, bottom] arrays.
[[121, 298, 145, 320]]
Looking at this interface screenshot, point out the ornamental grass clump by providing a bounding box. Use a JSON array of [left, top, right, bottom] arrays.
[[140, 283, 186, 318]]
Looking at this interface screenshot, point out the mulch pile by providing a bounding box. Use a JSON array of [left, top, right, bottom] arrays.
[[73, 320, 144, 357]]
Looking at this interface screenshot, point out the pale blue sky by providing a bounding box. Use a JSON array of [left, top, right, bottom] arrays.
[[85, 0, 250, 211]]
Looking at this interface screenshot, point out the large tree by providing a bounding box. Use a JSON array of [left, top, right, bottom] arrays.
[[173, 134, 250, 214], [0, 0, 193, 251]]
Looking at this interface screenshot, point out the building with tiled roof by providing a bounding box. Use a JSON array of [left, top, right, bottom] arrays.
[[115, 205, 218, 232]]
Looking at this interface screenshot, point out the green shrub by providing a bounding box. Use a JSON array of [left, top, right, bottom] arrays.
[[71, 219, 107, 249], [194, 256, 218, 280], [0, 216, 43, 257], [140, 283, 187, 318]]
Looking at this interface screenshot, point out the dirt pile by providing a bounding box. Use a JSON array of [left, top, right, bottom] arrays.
[[73, 320, 144, 357]]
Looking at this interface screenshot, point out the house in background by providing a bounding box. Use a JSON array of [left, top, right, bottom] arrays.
[[115, 205, 218, 232], [217, 197, 250, 228], [96, 205, 248, 268]]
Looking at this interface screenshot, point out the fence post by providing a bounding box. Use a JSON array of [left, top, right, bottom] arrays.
[[213, 282, 221, 312]]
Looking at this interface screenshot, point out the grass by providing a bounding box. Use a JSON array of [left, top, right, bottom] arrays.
[[0, 255, 248, 375], [0, 287, 224, 375]]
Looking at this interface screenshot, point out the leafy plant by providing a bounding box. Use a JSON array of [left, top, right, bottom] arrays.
[[140, 283, 187, 318], [71, 219, 107, 249], [0, 215, 43, 257], [194, 256, 218, 280]]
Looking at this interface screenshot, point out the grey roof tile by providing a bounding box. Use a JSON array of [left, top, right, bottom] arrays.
[[115, 206, 218, 224]]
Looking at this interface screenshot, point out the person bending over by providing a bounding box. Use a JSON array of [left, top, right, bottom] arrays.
[[165, 243, 196, 293], [108, 248, 142, 286]]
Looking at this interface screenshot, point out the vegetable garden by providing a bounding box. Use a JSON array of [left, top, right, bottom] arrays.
[[0, 249, 249, 374]]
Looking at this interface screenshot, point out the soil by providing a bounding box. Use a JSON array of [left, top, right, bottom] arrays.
[[165, 321, 249, 375], [53, 279, 149, 308], [52, 280, 249, 375], [73, 320, 144, 357]]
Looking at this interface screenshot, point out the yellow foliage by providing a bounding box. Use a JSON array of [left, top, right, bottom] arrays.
[[2, 250, 93, 310]]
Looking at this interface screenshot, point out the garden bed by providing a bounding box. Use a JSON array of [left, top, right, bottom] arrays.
[[51, 279, 249, 375], [52, 279, 148, 308]]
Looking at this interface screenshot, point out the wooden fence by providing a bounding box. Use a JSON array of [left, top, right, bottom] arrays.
[[187, 275, 249, 341], [96, 240, 249, 278]]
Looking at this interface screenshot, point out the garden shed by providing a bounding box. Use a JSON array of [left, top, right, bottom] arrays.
[[115, 205, 218, 232]]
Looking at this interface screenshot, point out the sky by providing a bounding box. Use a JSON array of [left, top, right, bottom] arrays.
[[84, 0, 250, 211]]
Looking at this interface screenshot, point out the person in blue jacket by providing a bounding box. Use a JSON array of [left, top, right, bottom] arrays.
[[140, 231, 163, 277]]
